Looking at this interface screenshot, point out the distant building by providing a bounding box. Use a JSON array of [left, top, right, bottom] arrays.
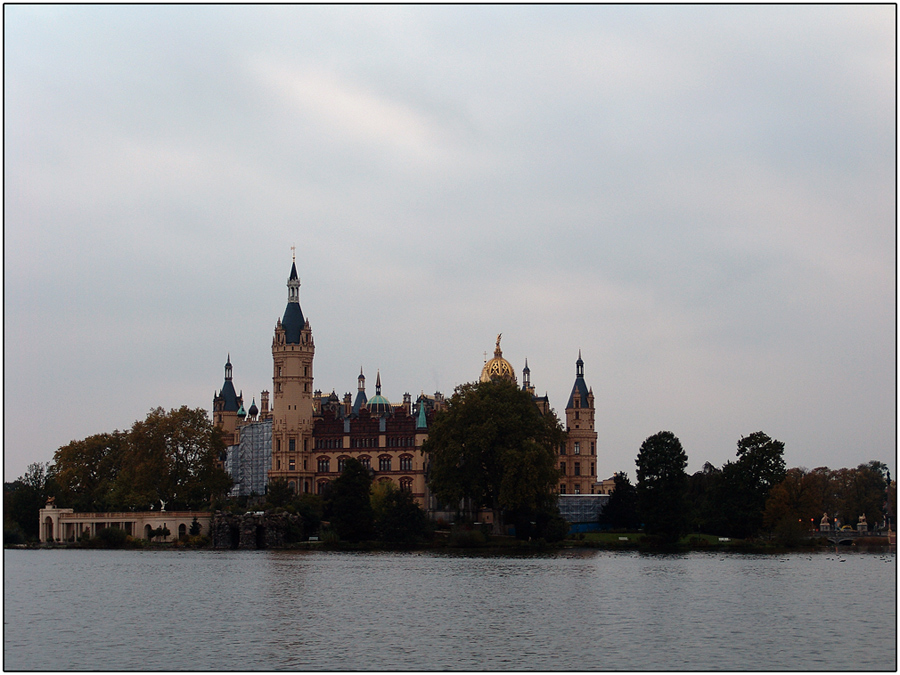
[[559, 353, 599, 496], [39, 500, 210, 543], [217, 256, 602, 513]]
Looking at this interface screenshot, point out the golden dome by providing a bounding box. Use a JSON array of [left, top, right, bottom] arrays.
[[480, 334, 517, 384]]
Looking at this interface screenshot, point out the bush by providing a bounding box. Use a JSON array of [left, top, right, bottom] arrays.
[[4, 524, 26, 546], [772, 518, 807, 548], [95, 527, 129, 548], [448, 527, 487, 547]]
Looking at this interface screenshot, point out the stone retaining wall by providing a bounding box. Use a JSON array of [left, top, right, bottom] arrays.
[[211, 511, 303, 549]]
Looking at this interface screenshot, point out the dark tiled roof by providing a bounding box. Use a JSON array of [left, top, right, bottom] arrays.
[[219, 380, 240, 412], [566, 376, 590, 410], [282, 301, 305, 344], [352, 390, 368, 416]]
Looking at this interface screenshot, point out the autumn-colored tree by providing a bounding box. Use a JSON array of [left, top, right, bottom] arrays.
[[53, 432, 126, 512]]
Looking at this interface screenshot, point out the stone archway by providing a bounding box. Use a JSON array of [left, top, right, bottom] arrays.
[[144, 524, 153, 540], [44, 516, 54, 542]]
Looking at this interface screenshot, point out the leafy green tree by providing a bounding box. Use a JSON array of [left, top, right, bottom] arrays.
[[686, 462, 727, 534], [266, 478, 294, 509], [506, 495, 569, 542], [372, 482, 430, 544], [635, 431, 688, 542], [718, 432, 787, 538], [293, 493, 324, 540], [423, 380, 565, 528], [601, 472, 640, 531], [4, 462, 57, 541], [323, 458, 374, 542], [189, 517, 202, 536]]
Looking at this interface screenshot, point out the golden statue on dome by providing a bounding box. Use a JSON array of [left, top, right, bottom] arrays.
[[480, 334, 517, 384]]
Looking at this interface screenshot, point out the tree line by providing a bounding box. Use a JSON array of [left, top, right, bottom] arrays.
[[5, 406, 232, 542], [6, 385, 894, 548], [602, 429, 894, 544]]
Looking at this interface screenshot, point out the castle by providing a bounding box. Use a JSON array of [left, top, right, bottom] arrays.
[[215, 257, 600, 508]]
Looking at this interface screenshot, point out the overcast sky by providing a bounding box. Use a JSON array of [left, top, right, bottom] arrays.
[[5, 5, 895, 483]]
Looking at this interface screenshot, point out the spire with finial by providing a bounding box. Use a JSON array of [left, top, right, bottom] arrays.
[[376, 370, 382, 396], [522, 358, 533, 393], [281, 251, 305, 343]]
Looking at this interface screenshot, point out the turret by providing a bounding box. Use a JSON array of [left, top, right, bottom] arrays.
[[561, 351, 598, 495], [269, 252, 316, 494]]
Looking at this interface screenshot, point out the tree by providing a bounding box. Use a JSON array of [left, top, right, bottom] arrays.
[[635, 431, 688, 542], [53, 432, 126, 512], [112, 407, 232, 511], [837, 462, 888, 527], [686, 462, 726, 534], [763, 467, 820, 532], [372, 482, 430, 544], [718, 432, 787, 538], [601, 472, 640, 531], [423, 380, 565, 529], [323, 458, 374, 542], [4, 462, 57, 542], [266, 478, 294, 509]]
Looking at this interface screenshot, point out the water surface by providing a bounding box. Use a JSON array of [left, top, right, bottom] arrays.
[[4, 548, 895, 670]]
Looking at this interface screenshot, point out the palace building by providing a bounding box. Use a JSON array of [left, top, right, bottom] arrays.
[[217, 257, 600, 507]]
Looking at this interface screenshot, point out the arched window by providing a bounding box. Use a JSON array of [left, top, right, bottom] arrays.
[[379, 455, 392, 472], [400, 455, 413, 471], [400, 477, 413, 492], [317, 457, 330, 473], [358, 456, 371, 470], [337, 456, 349, 473], [317, 480, 329, 495]]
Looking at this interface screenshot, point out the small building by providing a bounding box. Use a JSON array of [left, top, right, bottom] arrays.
[[39, 500, 211, 543]]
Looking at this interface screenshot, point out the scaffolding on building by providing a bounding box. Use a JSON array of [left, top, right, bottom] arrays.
[[226, 419, 272, 497], [557, 494, 608, 533]]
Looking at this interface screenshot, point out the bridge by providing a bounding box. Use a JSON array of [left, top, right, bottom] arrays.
[[807, 529, 888, 545]]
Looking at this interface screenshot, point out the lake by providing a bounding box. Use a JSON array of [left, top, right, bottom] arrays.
[[4, 548, 895, 671]]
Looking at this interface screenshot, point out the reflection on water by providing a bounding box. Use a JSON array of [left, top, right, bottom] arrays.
[[4, 549, 896, 671]]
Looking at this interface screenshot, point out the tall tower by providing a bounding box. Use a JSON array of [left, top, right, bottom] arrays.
[[213, 355, 243, 447], [560, 351, 598, 494], [269, 255, 316, 493]]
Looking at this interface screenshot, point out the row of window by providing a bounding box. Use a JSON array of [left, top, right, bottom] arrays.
[[559, 461, 594, 477], [316, 437, 418, 450], [559, 484, 584, 494], [559, 441, 595, 456], [314, 455, 415, 473], [276, 438, 309, 453]]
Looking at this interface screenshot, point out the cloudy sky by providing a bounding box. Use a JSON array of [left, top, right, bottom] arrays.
[[5, 5, 895, 482]]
